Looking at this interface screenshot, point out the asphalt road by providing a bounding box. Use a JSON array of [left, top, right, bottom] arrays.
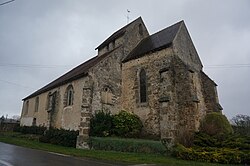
[[0, 142, 131, 166]]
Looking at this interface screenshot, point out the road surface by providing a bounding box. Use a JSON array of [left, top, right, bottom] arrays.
[[0, 142, 129, 166]]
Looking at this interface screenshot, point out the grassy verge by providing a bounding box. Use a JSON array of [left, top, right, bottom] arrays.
[[0, 132, 231, 166]]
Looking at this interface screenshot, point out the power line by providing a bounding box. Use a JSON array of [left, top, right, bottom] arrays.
[[0, 79, 34, 88], [1, 63, 250, 69], [0, 63, 72, 69], [0, 63, 249, 90], [0, 0, 15, 6], [204, 64, 250, 69]]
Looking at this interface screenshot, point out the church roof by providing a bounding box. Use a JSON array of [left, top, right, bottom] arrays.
[[123, 20, 183, 63], [95, 17, 142, 50], [23, 49, 116, 100]]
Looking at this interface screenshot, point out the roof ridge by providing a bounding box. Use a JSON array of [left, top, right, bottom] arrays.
[[151, 20, 184, 37]]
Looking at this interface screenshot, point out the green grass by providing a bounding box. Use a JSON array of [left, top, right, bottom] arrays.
[[0, 132, 233, 166]]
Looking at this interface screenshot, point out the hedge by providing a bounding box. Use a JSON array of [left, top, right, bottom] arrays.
[[90, 137, 166, 155], [13, 126, 46, 135], [39, 128, 79, 147], [12, 126, 78, 147]]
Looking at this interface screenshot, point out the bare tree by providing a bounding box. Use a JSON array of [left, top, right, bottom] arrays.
[[231, 114, 250, 136], [12, 115, 21, 121]]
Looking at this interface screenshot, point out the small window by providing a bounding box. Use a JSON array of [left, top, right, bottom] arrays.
[[106, 44, 109, 51], [65, 85, 74, 106], [101, 86, 113, 105], [139, 24, 143, 36], [112, 40, 115, 49], [139, 69, 147, 103], [47, 93, 53, 110], [24, 100, 29, 115], [32, 118, 36, 126], [35, 97, 39, 112]]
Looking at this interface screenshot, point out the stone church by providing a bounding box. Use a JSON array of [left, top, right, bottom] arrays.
[[20, 17, 222, 148]]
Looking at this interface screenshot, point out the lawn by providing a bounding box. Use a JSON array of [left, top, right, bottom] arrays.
[[0, 132, 233, 166]]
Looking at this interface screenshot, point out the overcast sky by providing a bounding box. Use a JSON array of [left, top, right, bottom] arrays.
[[0, 0, 249, 119]]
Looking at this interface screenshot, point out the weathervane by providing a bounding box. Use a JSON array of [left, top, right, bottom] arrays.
[[127, 9, 130, 24]]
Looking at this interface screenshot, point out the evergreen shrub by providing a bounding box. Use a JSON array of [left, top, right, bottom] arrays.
[[172, 143, 250, 164], [90, 110, 113, 137], [173, 132, 250, 164], [113, 110, 143, 138], [90, 110, 143, 138], [200, 112, 233, 137]]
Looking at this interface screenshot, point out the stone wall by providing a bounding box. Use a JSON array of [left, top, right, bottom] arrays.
[[172, 57, 204, 141], [122, 46, 209, 142], [97, 17, 149, 59], [98, 36, 124, 57], [76, 75, 93, 149], [190, 71, 207, 129], [90, 48, 123, 115], [21, 92, 48, 127], [201, 72, 222, 113], [122, 47, 175, 138], [123, 18, 149, 57], [173, 22, 202, 71], [20, 77, 87, 131], [90, 18, 149, 115], [20, 117, 33, 126]]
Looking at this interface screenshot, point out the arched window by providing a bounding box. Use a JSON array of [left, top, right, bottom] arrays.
[[139, 69, 147, 103], [65, 85, 74, 106]]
